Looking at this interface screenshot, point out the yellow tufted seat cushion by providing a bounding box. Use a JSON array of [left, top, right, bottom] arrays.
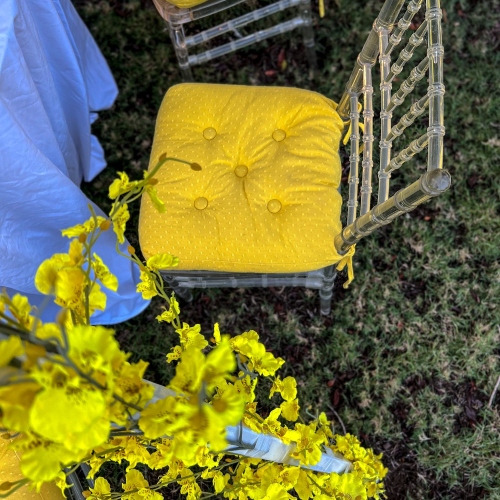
[[139, 83, 345, 273]]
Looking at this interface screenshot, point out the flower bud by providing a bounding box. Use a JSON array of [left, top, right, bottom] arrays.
[[147, 178, 159, 186], [127, 245, 136, 255], [0, 483, 14, 492], [190, 162, 202, 171], [78, 233, 87, 243], [159, 152, 167, 161], [100, 219, 111, 231]]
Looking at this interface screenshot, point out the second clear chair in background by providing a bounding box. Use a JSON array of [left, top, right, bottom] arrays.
[[151, 0, 317, 80]]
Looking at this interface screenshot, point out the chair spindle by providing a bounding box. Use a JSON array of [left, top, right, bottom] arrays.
[[347, 94, 360, 225], [378, 28, 392, 204], [426, 0, 445, 171], [360, 64, 374, 216]]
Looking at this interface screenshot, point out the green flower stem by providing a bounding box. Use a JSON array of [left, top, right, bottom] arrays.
[[29, 292, 53, 339], [0, 479, 30, 499], [114, 239, 137, 265], [64, 446, 125, 476], [0, 377, 35, 387], [146, 157, 192, 180], [200, 481, 260, 499], [307, 471, 330, 496], [0, 321, 60, 354], [244, 410, 265, 424], [84, 204, 102, 324], [101, 458, 247, 499], [0, 311, 23, 329], [109, 430, 144, 437]]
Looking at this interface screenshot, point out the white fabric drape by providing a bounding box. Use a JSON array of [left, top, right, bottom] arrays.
[[0, 0, 150, 324]]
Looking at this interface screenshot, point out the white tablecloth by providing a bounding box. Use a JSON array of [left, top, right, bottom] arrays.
[[0, 0, 149, 324]]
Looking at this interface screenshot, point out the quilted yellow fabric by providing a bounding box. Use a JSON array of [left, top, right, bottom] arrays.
[[139, 83, 345, 272]]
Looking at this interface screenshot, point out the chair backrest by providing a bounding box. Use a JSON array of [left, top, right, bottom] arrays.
[[334, 0, 450, 255]]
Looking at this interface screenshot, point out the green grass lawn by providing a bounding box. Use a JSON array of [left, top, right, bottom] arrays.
[[74, 0, 500, 497]]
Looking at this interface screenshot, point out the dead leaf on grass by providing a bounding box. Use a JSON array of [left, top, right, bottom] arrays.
[[482, 137, 500, 147]]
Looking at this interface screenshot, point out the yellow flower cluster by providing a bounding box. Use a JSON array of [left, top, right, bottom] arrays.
[[0, 298, 153, 492], [0, 166, 387, 500]]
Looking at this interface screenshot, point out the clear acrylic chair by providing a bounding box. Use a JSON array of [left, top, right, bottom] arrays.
[[139, 0, 450, 315], [151, 0, 317, 81]]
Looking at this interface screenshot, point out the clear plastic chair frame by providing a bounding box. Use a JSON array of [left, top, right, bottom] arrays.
[[159, 0, 451, 315], [151, 0, 317, 81]]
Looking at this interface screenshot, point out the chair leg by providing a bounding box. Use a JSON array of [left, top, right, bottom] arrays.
[[172, 285, 193, 302], [168, 22, 193, 82], [319, 266, 336, 316], [298, 0, 317, 73]]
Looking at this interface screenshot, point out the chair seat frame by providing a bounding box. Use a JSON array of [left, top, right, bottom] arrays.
[[162, 266, 337, 315]]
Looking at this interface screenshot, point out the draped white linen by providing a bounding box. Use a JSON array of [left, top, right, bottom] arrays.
[[0, 0, 150, 324]]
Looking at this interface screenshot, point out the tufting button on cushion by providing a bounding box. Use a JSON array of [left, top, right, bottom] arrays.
[[194, 197, 208, 210], [267, 199, 282, 213], [234, 165, 248, 178], [272, 129, 286, 142], [203, 127, 217, 140]]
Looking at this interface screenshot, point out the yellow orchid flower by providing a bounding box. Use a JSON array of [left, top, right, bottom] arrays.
[[207, 385, 245, 428], [146, 253, 178, 271], [8, 294, 35, 329], [147, 438, 175, 470], [139, 396, 179, 439], [0, 336, 23, 367], [234, 372, 257, 403], [13, 432, 83, 484], [179, 476, 202, 500], [122, 469, 148, 500], [108, 172, 139, 200], [136, 269, 159, 300], [66, 325, 126, 385], [67, 239, 85, 266], [269, 376, 297, 401], [86, 477, 111, 500], [287, 423, 324, 466], [61, 215, 106, 238], [113, 360, 153, 413], [169, 347, 205, 394], [279, 466, 300, 491], [328, 473, 367, 500], [262, 483, 290, 500], [156, 295, 180, 323], [280, 398, 300, 422], [29, 363, 109, 451], [166, 345, 182, 363], [145, 184, 166, 213], [202, 338, 237, 389], [294, 469, 312, 500], [110, 202, 130, 244], [0, 381, 39, 433], [53, 268, 106, 320], [212, 471, 231, 494], [175, 323, 208, 350], [92, 253, 118, 291]]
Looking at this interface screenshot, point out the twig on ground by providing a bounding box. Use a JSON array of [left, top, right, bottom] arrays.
[[327, 403, 346, 435], [488, 374, 500, 408]]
